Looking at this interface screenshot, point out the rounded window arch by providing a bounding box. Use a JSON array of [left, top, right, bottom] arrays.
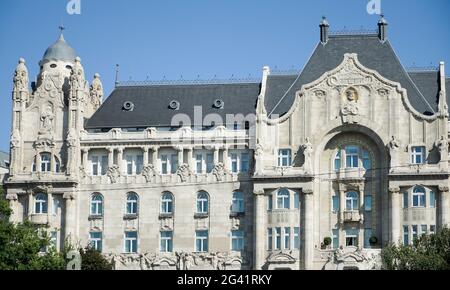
[[161, 192, 174, 214], [345, 191, 359, 211], [35, 193, 48, 214], [231, 191, 244, 213], [196, 191, 209, 214], [126, 192, 139, 215], [277, 189, 290, 209], [90, 193, 104, 216], [412, 186, 426, 207]]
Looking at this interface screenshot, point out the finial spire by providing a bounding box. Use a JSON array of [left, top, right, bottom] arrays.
[[115, 64, 120, 87], [319, 16, 330, 44]]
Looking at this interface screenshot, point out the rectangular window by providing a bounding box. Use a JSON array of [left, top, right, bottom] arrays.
[[206, 153, 214, 173], [412, 225, 418, 242], [364, 196, 372, 212], [411, 146, 425, 164], [403, 225, 409, 245], [170, 154, 178, 174], [231, 154, 238, 173], [332, 196, 339, 213], [294, 227, 300, 249], [403, 192, 408, 208], [421, 225, 428, 235], [52, 197, 60, 216], [278, 149, 292, 167], [430, 191, 436, 208], [345, 146, 359, 168], [101, 156, 108, 175], [136, 155, 144, 175], [231, 230, 244, 251], [89, 232, 102, 252], [345, 229, 358, 247], [334, 151, 341, 171], [50, 231, 57, 249], [124, 231, 138, 253], [332, 229, 339, 249], [240, 153, 249, 172], [284, 227, 290, 250], [275, 227, 281, 250], [41, 153, 51, 172], [196, 154, 203, 173], [364, 228, 372, 248], [160, 231, 173, 253], [126, 155, 133, 175], [267, 195, 273, 211], [195, 230, 208, 252], [430, 225, 436, 234], [294, 192, 299, 209], [161, 155, 168, 174], [91, 156, 99, 176], [267, 228, 273, 250]]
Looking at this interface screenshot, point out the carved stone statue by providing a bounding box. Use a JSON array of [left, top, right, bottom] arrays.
[[176, 164, 192, 182], [388, 136, 401, 171], [107, 165, 121, 183], [10, 129, 21, 148], [212, 162, 227, 181], [13, 58, 29, 93], [90, 73, 103, 109], [70, 57, 86, 92], [141, 164, 156, 182], [39, 103, 54, 135], [302, 137, 313, 173], [435, 136, 449, 163]]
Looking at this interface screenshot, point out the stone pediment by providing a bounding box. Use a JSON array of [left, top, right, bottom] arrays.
[[267, 252, 296, 264]]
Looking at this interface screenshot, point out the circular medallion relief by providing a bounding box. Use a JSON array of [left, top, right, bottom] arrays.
[[345, 87, 358, 102]]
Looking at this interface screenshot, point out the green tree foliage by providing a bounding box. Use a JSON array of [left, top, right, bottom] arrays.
[[382, 228, 450, 270], [80, 246, 113, 270]]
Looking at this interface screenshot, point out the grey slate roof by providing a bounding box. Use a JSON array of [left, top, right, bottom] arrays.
[[41, 34, 77, 64], [0, 151, 9, 169], [408, 71, 440, 111], [85, 83, 261, 129], [264, 34, 437, 117]]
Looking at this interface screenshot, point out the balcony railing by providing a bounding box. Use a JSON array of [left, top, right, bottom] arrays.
[[337, 167, 366, 180], [343, 211, 361, 223]]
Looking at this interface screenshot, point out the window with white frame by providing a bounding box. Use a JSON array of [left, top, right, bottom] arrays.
[[430, 225, 436, 234], [231, 230, 244, 251], [421, 225, 428, 235], [91, 155, 108, 176], [412, 186, 426, 207], [345, 229, 358, 246], [231, 153, 238, 173], [161, 192, 174, 214], [195, 230, 208, 252], [412, 225, 418, 242], [403, 225, 409, 245], [294, 227, 300, 249], [160, 231, 173, 252], [41, 153, 52, 172], [430, 191, 436, 208], [89, 232, 102, 252], [90, 193, 103, 216], [334, 145, 372, 171], [283, 227, 290, 250], [170, 154, 178, 174], [334, 151, 341, 171], [275, 227, 281, 250], [345, 146, 359, 168], [196, 191, 209, 214], [52, 197, 60, 216], [124, 231, 138, 253], [161, 154, 178, 174], [267, 228, 273, 250], [240, 153, 249, 172], [345, 191, 359, 211], [126, 192, 139, 215], [34, 193, 48, 214], [161, 154, 169, 174], [278, 149, 292, 167], [195, 154, 203, 173], [332, 196, 339, 213], [231, 191, 244, 213], [124, 154, 144, 175], [277, 189, 290, 209], [332, 229, 339, 249], [206, 153, 214, 173], [411, 146, 425, 164]]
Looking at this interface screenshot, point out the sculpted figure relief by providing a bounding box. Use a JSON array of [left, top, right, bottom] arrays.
[[39, 103, 54, 135], [90, 73, 103, 109], [13, 58, 29, 93], [302, 137, 313, 173]]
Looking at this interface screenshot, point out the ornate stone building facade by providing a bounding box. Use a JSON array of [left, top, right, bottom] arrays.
[[4, 17, 450, 270]]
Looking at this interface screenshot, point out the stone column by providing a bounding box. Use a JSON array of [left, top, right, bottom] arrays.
[[63, 192, 77, 244], [152, 146, 160, 172], [223, 146, 229, 170], [389, 187, 401, 244], [47, 192, 53, 223], [439, 186, 450, 228], [187, 147, 194, 169], [6, 193, 19, 223], [253, 189, 266, 270], [303, 189, 314, 270], [176, 146, 184, 165], [359, 187, 365, 222], [28, 191, 33, 217], [82, 148, 89, 171], [36, 154, 42, 173], [339, 188, 345, 224], [213, 146, 220, 165], [142, 146, 149, 166], [108, 148, 114, 168], [117, 147, 123, 173]]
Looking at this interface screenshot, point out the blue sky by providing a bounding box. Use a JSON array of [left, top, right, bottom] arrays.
[[0, 0, 449, 152]]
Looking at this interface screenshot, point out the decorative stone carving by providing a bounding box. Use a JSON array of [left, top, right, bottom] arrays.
[[255, 143, 263, 156], [176, 164, 192, 182], [378, 88, 390, 98], [302, 137, 313, 173], [388, 136, 401, 171], [66, 128, 78, 147], [141, 164, 156, 182], [212, 162, 227, 181], [144, 127, 157, 139], [314, 89, 326, 99], [70, 57, 86, 91], [340, 102, 359, 124], [38, 103, 54, 136], [13, 58, 29, 94], [89, 73, 103, 109], [435, 136, 448, 160], [107, 165, 121, 183], [10, 129, 21, 148], [344, 87, 359, 102], [323, 247, 381, 270]]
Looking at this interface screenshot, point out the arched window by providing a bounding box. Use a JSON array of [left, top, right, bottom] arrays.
[[277, 189, 290, 209], [35, 193, 48, 214], [126, 193, 139, 215], [232, 191, 244, 213], [345, 191, 359, 211], [412, 186, 426, 207], [161, 192, 174, 214], [196, 191, 209, 214], [90, 193, 103, 216], [41, 153, 52, 172]]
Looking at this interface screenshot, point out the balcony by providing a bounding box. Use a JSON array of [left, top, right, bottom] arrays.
[[337, 167, 366, 181], [343, 211, 361, 223], [30, 214, 49, 225]]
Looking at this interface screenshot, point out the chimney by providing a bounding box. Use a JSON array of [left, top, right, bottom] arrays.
[[378, 14, 388, 42], [320, 16, 329, 44]]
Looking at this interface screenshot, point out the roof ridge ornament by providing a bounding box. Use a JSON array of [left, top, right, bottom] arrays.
[[320, 16, 330, 44], [377, 14, 388, 42]]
